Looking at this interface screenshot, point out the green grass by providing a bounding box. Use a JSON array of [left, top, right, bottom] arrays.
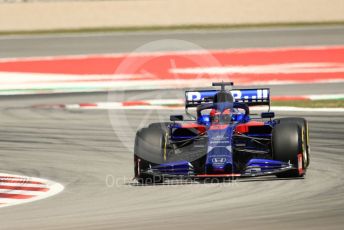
[[1, 21, 344, 36], [271, 100, 344, 108]]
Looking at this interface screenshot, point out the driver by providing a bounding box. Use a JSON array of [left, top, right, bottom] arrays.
[[210, 108, 232, 124]]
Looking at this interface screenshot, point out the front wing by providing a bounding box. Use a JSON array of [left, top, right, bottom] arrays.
[[137, 160, 294, 180]]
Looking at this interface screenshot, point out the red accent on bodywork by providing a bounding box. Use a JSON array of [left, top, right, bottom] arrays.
[[235, 121, 265, 133], [235, 125, 249, 133], [180, 124, 207, 133], [209, 124, 228, 130]]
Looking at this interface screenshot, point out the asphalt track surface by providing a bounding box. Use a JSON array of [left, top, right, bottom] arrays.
[[1, 25, 344, 58], [0, 26, 343, 230]]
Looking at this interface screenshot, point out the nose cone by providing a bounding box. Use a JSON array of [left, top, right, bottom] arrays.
[[206, 125, 235, 173]]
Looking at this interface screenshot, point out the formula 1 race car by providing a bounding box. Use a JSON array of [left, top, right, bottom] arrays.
[[134, 82, 310, 183]]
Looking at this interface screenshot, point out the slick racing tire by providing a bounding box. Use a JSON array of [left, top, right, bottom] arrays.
[[272, 122, 306, 178], [134, 123, 171, 184], [277, 118, 310, 167]]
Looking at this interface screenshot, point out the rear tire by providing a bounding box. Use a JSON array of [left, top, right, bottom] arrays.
[[272, 122, 305, 178]]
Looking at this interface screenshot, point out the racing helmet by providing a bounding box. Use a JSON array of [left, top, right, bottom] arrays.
[[210, 108, 232, 124]]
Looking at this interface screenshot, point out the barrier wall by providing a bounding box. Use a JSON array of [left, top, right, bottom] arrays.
[[0, 0, 343, 32]]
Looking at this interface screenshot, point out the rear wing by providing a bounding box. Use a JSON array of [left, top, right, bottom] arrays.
[[185, 88, 270, 108]]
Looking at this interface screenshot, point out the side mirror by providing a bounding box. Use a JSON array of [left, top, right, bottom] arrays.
[[261, 112, 275, 119], [170, 115, 184, 121]]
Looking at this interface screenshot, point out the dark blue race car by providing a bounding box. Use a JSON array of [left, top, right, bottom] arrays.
[[134, 82, 310, 184]]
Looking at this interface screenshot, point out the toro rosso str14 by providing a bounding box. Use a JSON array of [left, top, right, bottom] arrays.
[[134, 82, 310, 184]]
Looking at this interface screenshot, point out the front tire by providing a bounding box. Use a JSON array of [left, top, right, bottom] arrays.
[[134, 123, 170, 184], [272, 122, 305, 178], [277, 118, 310, 167]]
